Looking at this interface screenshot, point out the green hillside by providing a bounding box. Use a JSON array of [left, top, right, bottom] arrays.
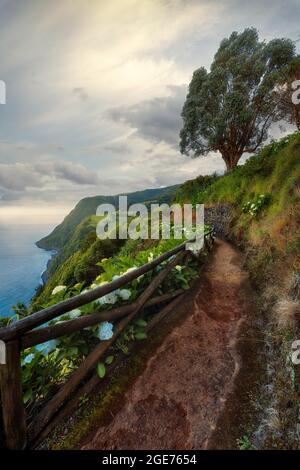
[[176, 132, 300, 266], [175, 131, 300, 449], [35, 134, 300, 311], [33, 185, 179, 306], [37, 185, 179, 251]]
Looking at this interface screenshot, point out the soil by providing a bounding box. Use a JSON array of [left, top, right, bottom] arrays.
[[78, 239, 259, 450]]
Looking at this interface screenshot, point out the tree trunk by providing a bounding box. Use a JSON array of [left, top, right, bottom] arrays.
[[222, 152, 242, 171]]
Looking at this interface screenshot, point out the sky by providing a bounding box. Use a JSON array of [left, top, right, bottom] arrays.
[[0, 0, 299, 224]]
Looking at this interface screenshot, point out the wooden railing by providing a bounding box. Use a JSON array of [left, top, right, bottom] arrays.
[[0, 230, 215, 449]]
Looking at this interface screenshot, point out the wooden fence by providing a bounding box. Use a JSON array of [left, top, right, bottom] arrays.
[[0, 230, 215, 449]]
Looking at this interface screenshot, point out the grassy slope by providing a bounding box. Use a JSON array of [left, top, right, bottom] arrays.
[[37, 186, 179, 250], [33, 186, 179, 307], [176, 131, 300, 448], [32, 218, 124, 309], [177, 132, 300, 284], [37, 133, 300, 312]]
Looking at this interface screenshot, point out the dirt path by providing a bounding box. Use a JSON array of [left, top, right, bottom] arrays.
[[80, 239, 253, 450]]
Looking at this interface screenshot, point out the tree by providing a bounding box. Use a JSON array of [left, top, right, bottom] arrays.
[[277, 58, 300, 131], [180, 28, 296, 170]]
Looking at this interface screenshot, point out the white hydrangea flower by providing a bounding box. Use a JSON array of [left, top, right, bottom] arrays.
[[148, 252, 154, 262], [88, 280, 108, 295], [97, 322, 114, 340], [69, 309, 81, 319], [53, 313, 70, 323], [118, 289, 131, 300], [36, 339, 59, 356], [187, 239, 202, 255], [22, 353, 35, 366], [124, 266, 138, 274], [106, 292, 119, 304], [96, 291, 119, 305], [51, 285, 66, 295]]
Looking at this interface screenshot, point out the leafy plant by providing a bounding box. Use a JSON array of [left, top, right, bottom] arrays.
[[237, 435, 252, 450], [97, 362, 106, 379], [21, 347, 76, 405], [105, 355, 114, 365], [115, 319, 149, 354], [79, 393, 89, 407], [135, 331, 147, 340], [19, 213, 205, 408], [12, 302, 29, 319], [242, 194, 271, 217]]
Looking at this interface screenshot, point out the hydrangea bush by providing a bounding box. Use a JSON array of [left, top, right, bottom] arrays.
[[20, 224, 211, 405], [242, 194, 271, 217]]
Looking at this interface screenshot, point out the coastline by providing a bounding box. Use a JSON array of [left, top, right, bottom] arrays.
[[39, 249, 58, 285], [0, 225, 56, 318]]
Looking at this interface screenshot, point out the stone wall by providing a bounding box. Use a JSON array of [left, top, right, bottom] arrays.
[[204, 204, 233, 238]]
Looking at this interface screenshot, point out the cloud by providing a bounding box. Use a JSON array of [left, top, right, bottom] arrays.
[[0, 163, 43, 191], [106, 85, 187, 148], [34, 160, 99, 185], [103, 142, 131, 154], [0, 0, 299, 213], [0, 160, 99, 192], [0, 140, 66, 165], [72, 87, 88, 102]]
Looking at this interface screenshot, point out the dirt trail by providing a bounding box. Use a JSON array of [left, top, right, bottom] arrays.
[[80, 239, 253, 450]]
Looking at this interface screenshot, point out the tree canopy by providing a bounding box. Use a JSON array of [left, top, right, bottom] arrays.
[[277, 58, 300, 131], [180, 28, 296, 170]]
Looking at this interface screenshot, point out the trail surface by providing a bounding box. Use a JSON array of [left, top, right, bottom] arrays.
[[80, 239, 252, 450]]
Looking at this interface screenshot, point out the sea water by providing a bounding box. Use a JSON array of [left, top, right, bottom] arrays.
[[0, 223, 54, 318]]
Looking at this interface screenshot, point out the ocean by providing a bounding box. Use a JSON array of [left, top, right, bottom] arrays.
[[0, 224, 54, 318]]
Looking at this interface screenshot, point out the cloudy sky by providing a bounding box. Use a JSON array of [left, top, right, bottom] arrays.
[[0, 0, 299, 223]]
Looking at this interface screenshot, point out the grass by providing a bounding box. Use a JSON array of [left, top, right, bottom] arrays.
[[273, 299, 300, 330], [175, 131, 300, 449], [176, 132, 300, 282]]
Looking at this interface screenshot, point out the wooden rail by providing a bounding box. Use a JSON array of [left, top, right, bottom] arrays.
[[0, 230, 215, 449]]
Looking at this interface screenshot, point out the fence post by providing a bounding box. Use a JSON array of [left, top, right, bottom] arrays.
[[0, 340, 27, 449]]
